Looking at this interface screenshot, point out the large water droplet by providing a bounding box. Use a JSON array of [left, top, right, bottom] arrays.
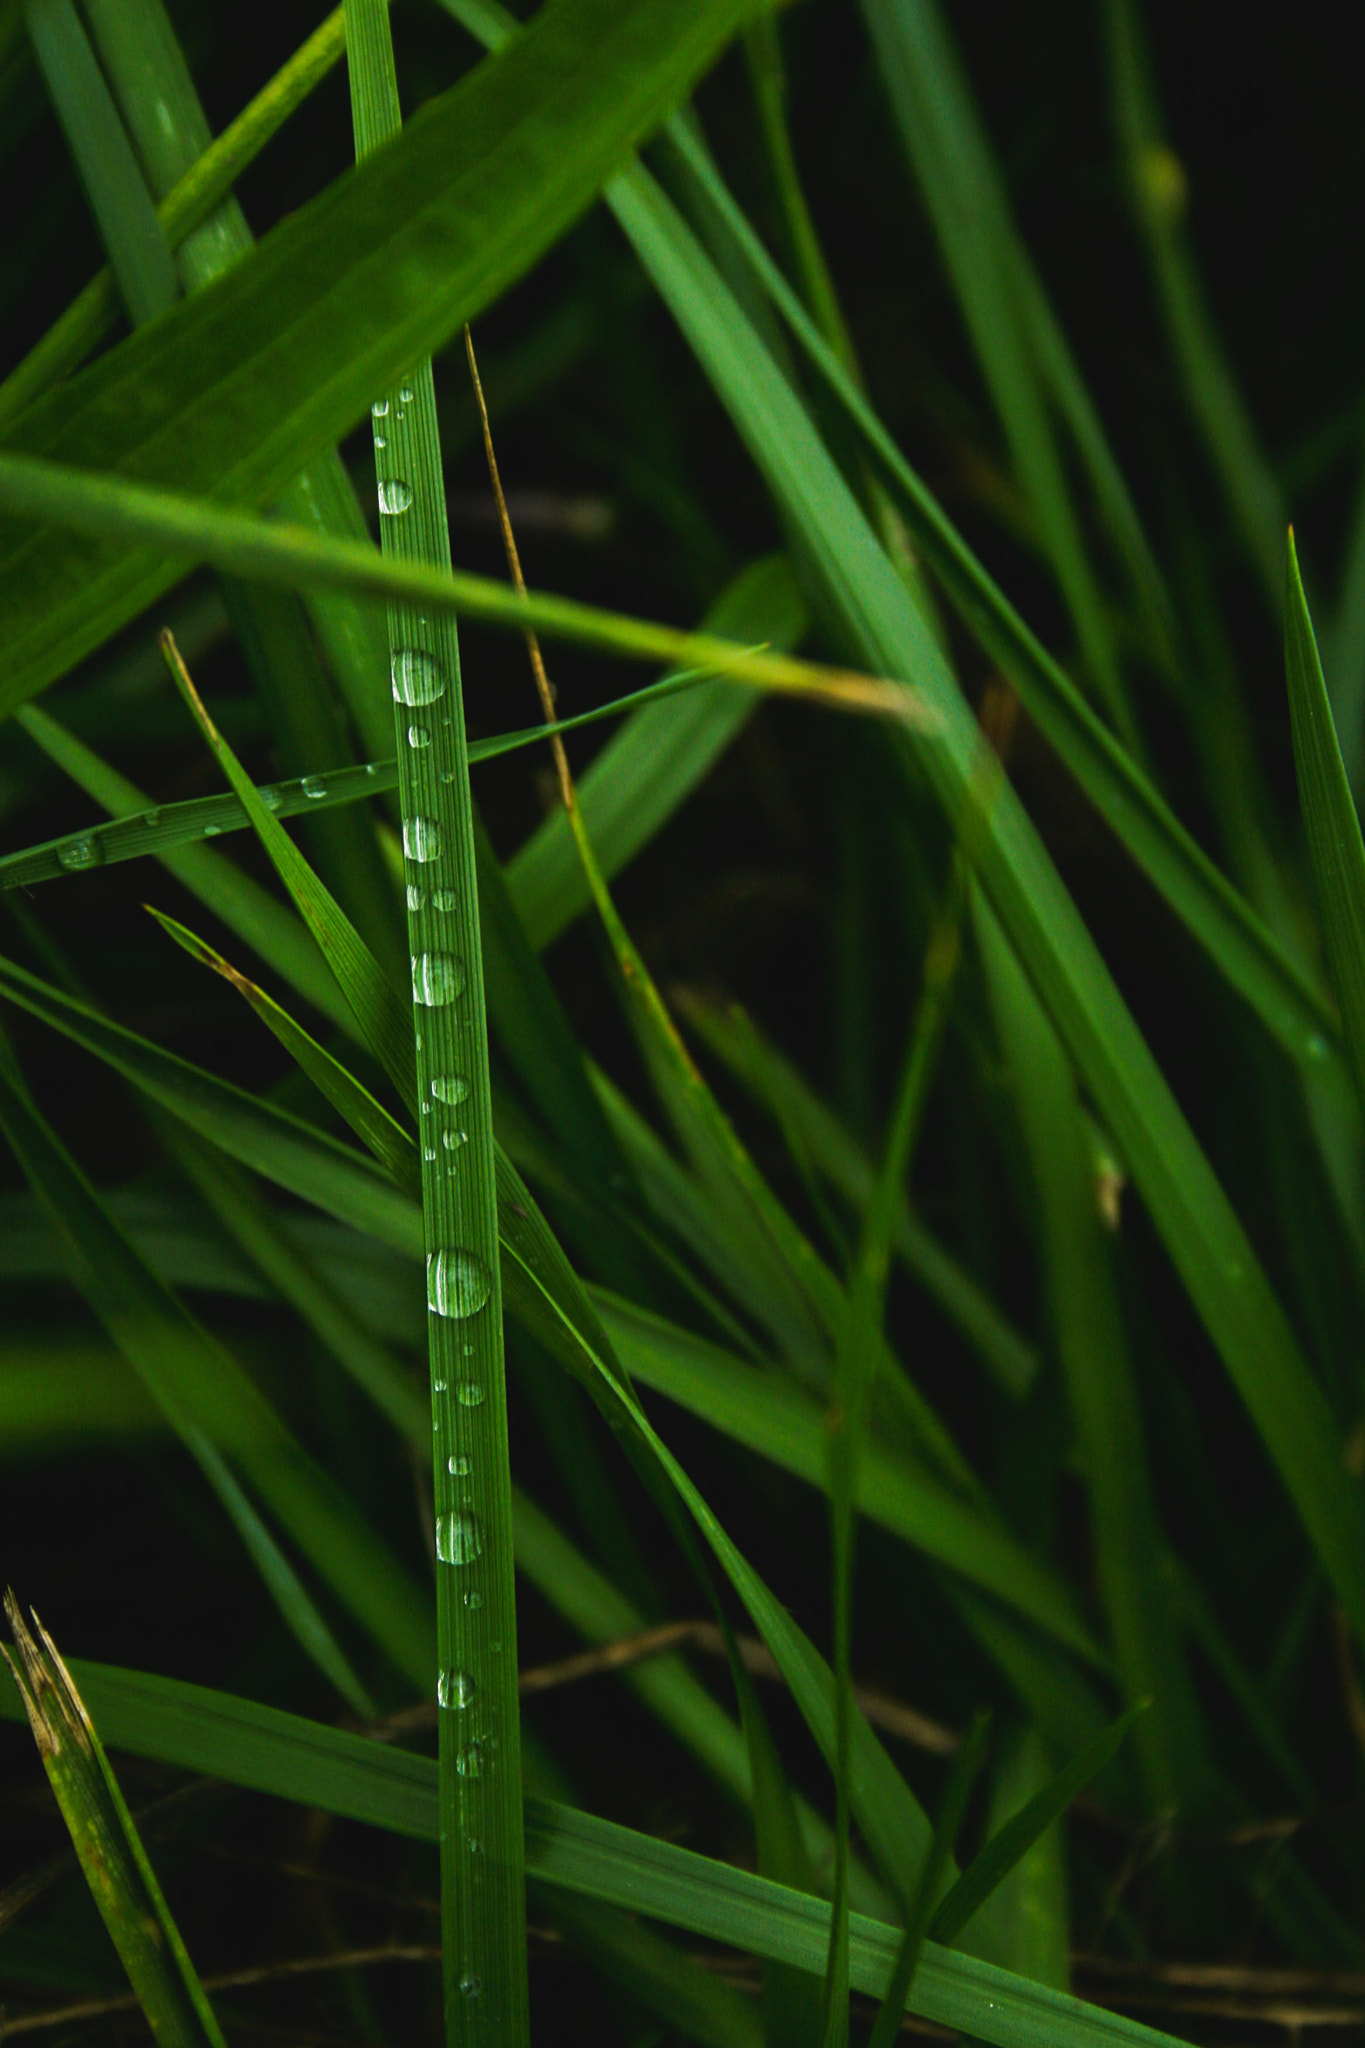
[[403, 816, 442, 862], [407, 723, 430, 749], [378, 478, 413, 515], [400, 385, 414, 403], [438, 1668, 476, 1710], [57, 835, 102, 872], [448, 1454, 471, 1476], [431, 1074, 469, 1105], [407, 885, 424, 911], [371, 398, 389, 417], [441, 1128, 468, 1152], [391, 649, 447, 706], [427, 1249, 491, 1318], [465, 1591, 483, 1609], [202, 823, 222, 838], [411, 952, 464, 1006], [456, 1382, 485, 1407], [301, 774, 326, 800], [431, 888, 458, 913], [261, 787, 283, 812], [423, 1145, 437, 1163], [436, 1510, 484, 1566]]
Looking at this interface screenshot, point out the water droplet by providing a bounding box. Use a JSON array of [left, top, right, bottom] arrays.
[[364, 762, 379, 778], [439, 768, 456, 784], [301, 774, 326, 800], [462, 1343, 475, 1357], [374, 432, 386, 450], [459, 1974, 481, 1999], [456, 1382, 485, 1407], [391, 649, 447, 706], [400, 385, 414, 403], [202, 823, 222, 838], [464, 1591, 483, 1609], [448, 1454, 471, 1476], [141, 807, 161, 827], [434, 1379, 447, 1392], [378, 478, 413, 515], [411, 952, 464, 1006], [431, 1074, 469, 1105], [436, 1510, 483, 1566], [403, 816, 442, 862], [423, 1145, 437, 1162], [372, 398, 389, 417], [441, 1127, 468, 1152], [56, 835, 102, 871], [466, 1837, 482, 1854], [407, 723, 430, 749], [438, 1668, 476, 1710], [431, 888, 458, 912], [407, 885, 424, 911], [261, 787, 283, 812], [427, 1249, 491, 1318], [455, 1742, 482, 1777]]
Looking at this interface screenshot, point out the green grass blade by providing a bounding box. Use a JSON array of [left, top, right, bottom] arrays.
[[24, 0, 178, 327], [1286, 529, 1365, 1118], [0, 8, 344, 427], [14, 700, 355, 1034], [973, 888, 1209, 1811], [0, 0, 771, 708], [507, 553, 808, 949], [608, 153, 1365, 1644], [3, 1600, 228, 2048], [0, 1039, 419, 1699], [344, 8, 527, 2035], [968, 1730, 1071, 1989], [0, 1661, 1194, 2048], [658, 118, 1337, 1070], [929, 1705, 1147, 1949]]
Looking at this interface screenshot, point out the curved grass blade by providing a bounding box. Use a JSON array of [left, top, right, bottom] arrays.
[[0, 0, 781, 710], [0, 1663, 1194, 2048], [1286, 529, 1365, 1118], [2, 1598, 228, 2048]]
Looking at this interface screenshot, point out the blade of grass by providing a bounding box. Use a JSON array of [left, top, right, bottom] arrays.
[[2, 1598, 228, 2048], [344, 10, 526, 2039], [1285, 528, 1365, 1119], [0, 1661, 1195, 2048]]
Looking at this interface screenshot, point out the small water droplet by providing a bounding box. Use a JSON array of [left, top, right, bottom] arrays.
[[455, 1742, 482, 1777], [202, 823, 222, 838], [448, 1454, 470, 1476], [364, 762, 379, 777], [374, 432, 386, 450], [423, 1144, 437, 1162], [434, 1379, 447, 1392], [391, 649, 446, 706], [431, 1074, 469, 1105], [407, 723, 430, 749], [56, 835, 102, 871], [372, 398, 389, 418], [462, 1343, 475, 1357], [301, 774, 327, 800], [466, 1837, 482, 1855], [459, 1974, 481, 1999], [438, 1668, 476, 1710], [378, 478, 413, 515], [431, 888, 459, 912], [407, 885, 424, 911], [464, 1591, 483, 1609], [442, 1127, 468, 1152], [141, 807, 161, 827], [439, 768, 456, 784], [403, 816, 442, 862], [411, 952, 464, 1006], [261, 787, 283, 812], [456, 1382, 485, 1407], [400, 385, 414, 403], [436, 1511, 483, 1566], [427, 1249, 491, 1318]]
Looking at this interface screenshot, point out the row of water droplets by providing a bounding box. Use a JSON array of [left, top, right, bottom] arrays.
[[374, 379, 504, 2022]]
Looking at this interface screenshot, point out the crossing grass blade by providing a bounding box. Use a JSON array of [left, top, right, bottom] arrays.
[[0, 1663, 1195, 2048], [2, 1599, 228, 2048], [1285, 529, 1365, 1117]]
